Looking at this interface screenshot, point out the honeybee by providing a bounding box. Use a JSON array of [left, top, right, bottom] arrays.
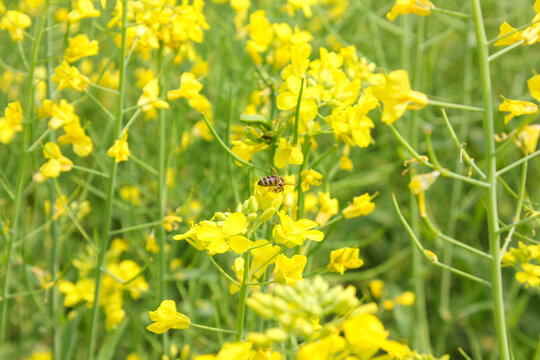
[[257, 167, 295, 193]]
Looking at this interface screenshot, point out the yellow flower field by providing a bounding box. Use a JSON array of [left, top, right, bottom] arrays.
[[1, 0, 540, 359]]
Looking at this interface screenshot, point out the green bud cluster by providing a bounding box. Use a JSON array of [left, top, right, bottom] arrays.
[[246, 276, 359, 338]]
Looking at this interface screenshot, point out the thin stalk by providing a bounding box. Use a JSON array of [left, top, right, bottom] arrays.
[[235, 252, 250, 341], [471, 1, 511, 358], [392, 195, 491, 287], [496, 148, 540, 176], [296, 138, 312, 220], [292, 78, 305, 146], [0, 7, 47, 354], [405, 15, 430, 353], [189, 323, 237, 334], [427, 99, 483, 112], [45, 1, 60, 357], [501, 160, 527, 256], [488, 40, 525, 62], [207, 255, 240, 287], [156, 44, 169, 354], [86, 0, 128, 358], [441, 109, 486, 179], [497, 211, 540, 234], [388, 123, 490, 188], [432, 7, 471, 19]]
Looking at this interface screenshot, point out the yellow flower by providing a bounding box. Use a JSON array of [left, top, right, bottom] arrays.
[[249, 240, 282, 279], [52, 61, 90, 92], [146, 300, 191, 334], [146, 232, 159, 253], [286, 0, 317, 18], [64, 34, 99, 63], [409, 170, 440, 217], [274, 138, 304, 169], [273, 210, 324, 248], [372, 70, 428, 124], [300, 169, 322, 191], [174, 212, 253, 255], [522, 14, 540, 45], [59, 278, 95, 307], [107, 130, 130, 163], [369, 279, 384, 298], [289, 43, 312, 78], [67, 0, 101, 23], [515, 263, 540, 288], [138, 79, 170, 119], [327, 247, 364, 274], [58, 120, 93, 156], [231, 140, 269, 165], [163, 214, 183, 232], [499, 97, 538, 123], [39, 99, 78, 130], [0, 11, 31, 42], [342, 193, 375, 219], [275, 253, 307, 285], [395, 291, 415, 306], [0, 101, 23, 143], [515, 125, 540, 155], [494, 22, 523, 46], [383, 299, 394, 311], [297, 334, 346, 360], [527, 74, 540, 102], [120, 186, 141, 207], [254, 183, 284, 212], [276, 75, 321, 124], [27, 351, 52, 360], [343, 313, 388, 356], [386, 0, 435, 22], [167, 72, 203, 101], [135, 68, 155, 88], [40, 142, 73, 179], [315, 192, 338, 225]]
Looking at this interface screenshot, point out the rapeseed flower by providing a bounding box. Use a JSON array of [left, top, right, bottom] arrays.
[[52, 61, 90, 92], [274, 138, 303, 168], [300, 169, 322, 191], [67, 0, 100, 23], [0, 101, 23, 143], [369, 279, 384, 298], [39, 99, 78, 130], [0, 11, 31, 42], [138, 79, 169, 119], [146, 300, 191, 334], [395, 291, 415, 306], [297, 333, 346, 360], [386, 0, 435, 22], [58, 120, 93, 156], [315, 192, 338, 225], [409, 170, 440, 217], [499, 98, 537, 123], [58, 278, 95, 307], [64, 34, 99, 63], [515, 125, 540, 154], [515, 263, 540, 288], [372, 70, 428, 124], [174, 212, 253, 254], [286, 0, 317, 18], [342, 193, 375, 218], [107, 130, 130, 162], [39, 142, 73, 179], [273, 210, 324, 248], [327, 247, 364, 274], [274, 253, 307, 285]]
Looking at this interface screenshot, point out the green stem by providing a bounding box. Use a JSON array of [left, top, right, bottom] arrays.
[[189, 323, 237, 334], [201, 114, 259, 169], [432, 7, 471, 19], [388, 123, 490, 188], [427, 99, 483, 112], [501, 160, 527, 256], [292, 78, 305, 146], [207, 254, 240, 287], [488, 40, 525, 62], [392, 195, 491, 287], [496, 148, 540, 176], [441, 109, 486, 179], [235, 252, 250, 341], [86, 0, 128, 357], [156, 44, 169, 354], [471, 1, 511, 358], [109, 220, 163, 235], [0, 7, 47, 354]]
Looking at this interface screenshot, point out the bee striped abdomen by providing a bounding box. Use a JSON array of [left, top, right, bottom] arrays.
[[258, 175, 283, 186]]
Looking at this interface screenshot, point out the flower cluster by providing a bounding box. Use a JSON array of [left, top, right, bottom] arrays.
[[502, 242, 540, 288]]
